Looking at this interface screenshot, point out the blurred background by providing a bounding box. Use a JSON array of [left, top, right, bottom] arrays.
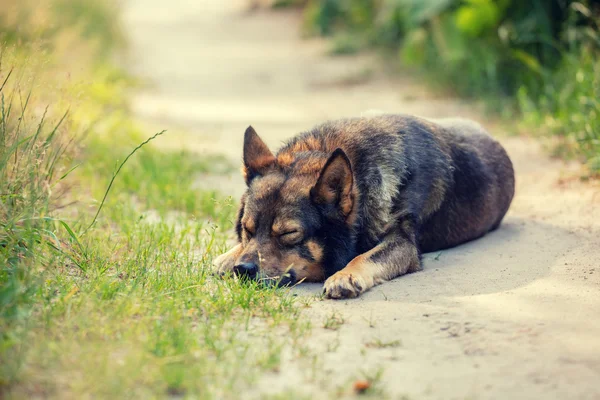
[[1, 0, 598, 169], [123, 0, 599, 171]]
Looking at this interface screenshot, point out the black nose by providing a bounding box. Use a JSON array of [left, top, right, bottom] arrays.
[[233, 262, 258, 279]]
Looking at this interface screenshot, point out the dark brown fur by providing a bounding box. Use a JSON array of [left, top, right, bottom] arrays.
[[214, 115, 515, 298]]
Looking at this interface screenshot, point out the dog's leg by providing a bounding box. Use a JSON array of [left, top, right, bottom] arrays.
[[323, 236, 420, 299], [213, 244, 243, 275]]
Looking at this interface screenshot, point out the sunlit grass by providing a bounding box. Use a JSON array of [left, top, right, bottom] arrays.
[[1, 76, 315, 396], [1, 12, 317, 397], [80, 128, 234, 219], [4, 207, 310, 398], [518, 49, 600, 174]]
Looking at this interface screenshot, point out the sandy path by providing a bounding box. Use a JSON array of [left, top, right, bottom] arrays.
[[123, 1, 600, 398]]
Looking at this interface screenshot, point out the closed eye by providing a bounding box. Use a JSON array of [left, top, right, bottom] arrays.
[[279, 230, 303, 245]]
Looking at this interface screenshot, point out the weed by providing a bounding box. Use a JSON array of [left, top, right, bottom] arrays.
[[326, 336, 341, 352], [323, 311, 345, 330], [362, 311, 377, 328]]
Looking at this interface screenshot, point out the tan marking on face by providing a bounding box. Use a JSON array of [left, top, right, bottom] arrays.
[[281, 252, 324, 282], [242, 217, 255, 234], [280, 253, 304, 271], [298, 262, 325, 282], [306, 240, 323, 262]]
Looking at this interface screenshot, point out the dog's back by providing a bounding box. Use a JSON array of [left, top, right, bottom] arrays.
[[418, 118, 515, 251], [277, 114, 515, 253]]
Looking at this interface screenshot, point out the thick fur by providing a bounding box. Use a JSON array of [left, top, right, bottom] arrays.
[[214, 114, 515, 299]]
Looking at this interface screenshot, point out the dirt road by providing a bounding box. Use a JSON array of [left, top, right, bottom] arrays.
[[124, 1, 600, 398]]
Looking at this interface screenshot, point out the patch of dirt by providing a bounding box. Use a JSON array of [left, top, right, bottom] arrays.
[[123, 1, 600, 398]]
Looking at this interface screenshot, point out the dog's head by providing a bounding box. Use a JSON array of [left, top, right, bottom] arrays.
[[231, 126, 358, 285]]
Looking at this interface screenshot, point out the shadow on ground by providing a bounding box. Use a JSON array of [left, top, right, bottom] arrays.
[[293, 216, 574, 301]]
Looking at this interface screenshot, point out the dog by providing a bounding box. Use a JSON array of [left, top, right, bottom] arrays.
[[214, 115, 515, 299]]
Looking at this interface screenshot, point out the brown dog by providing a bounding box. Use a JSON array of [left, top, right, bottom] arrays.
[[214, 115, 515, 299]]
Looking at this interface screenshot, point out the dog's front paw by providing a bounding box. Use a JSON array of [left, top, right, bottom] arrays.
[[213, 244, 242, 276], [323, 272, 367, 299]]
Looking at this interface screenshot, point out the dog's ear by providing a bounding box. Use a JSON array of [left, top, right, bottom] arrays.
[[242, 126, 275, 184], [310, 148, 354, 217]]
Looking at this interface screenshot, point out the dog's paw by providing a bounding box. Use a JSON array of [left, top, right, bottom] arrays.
[[323, 272, 367, 299]]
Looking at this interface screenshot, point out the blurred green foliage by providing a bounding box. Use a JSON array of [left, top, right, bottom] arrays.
[[296, 0, 600, 173], [52, 0, 124, 57], [0, 0, 123, 59]]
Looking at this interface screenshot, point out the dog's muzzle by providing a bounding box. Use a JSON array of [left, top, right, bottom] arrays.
[[233, 262, 259, 280], [233, 262, 296, 287]]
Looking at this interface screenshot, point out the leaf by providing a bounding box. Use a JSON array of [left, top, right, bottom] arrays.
[[58, 163, 81, 181], [57, 219, 87, 259], [512, 49, 544, 75]]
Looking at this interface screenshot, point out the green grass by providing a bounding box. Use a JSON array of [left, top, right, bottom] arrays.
[[81, 128, 234, 219], [0, 3, 327, 395], [0, 57, 71, 339], [1, 124, 314, 398], [518, 48, 600, 172], [0, 55, 321, 399], [4, 217, 309, 397]]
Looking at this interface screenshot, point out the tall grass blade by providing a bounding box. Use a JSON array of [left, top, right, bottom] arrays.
[[43, 109, 69, 148], [86, 130, 167, 231], [0, 67, 13, 93]]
